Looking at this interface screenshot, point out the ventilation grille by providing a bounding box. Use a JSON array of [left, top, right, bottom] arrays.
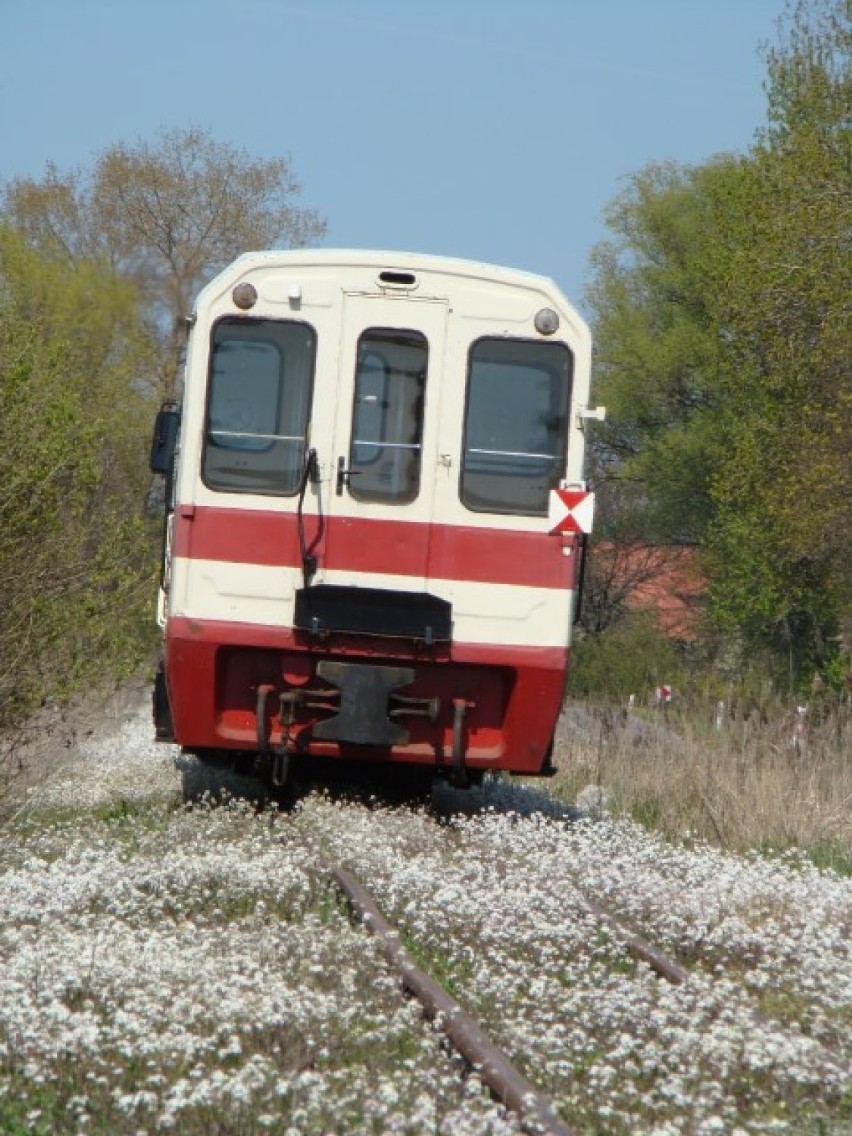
[[377, 269, 418, 289]]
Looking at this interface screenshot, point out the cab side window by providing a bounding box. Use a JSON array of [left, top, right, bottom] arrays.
[[461, 337, 573, 515], [202, 317, 316, 495]]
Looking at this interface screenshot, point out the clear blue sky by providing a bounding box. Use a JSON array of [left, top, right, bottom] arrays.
[[1, 0, 788, 308]]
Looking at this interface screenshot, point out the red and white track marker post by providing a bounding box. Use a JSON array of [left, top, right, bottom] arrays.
[[548, 489, 595, 535]]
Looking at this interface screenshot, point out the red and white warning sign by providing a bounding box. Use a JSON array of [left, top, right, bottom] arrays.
[[656, 684, 673, 704], [548, 489, 595, 535]]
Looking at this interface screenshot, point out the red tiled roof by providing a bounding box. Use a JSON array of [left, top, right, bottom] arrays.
[[595, 543, 705, 641]]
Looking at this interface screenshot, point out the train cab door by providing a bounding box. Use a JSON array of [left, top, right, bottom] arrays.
[[315, 292, 449, 608]]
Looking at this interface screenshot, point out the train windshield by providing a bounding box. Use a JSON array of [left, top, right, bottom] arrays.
[[461, 337, 573, 515], [348, 328, 428, 505], [202, 317, 316, 495]]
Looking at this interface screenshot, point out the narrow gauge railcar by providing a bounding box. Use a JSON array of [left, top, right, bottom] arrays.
[[150, 251, 597, 792]]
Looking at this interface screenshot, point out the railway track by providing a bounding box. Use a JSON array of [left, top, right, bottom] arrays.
[[323, 859, 710, 1136], [171, 751, 852, 1130], [319, 843, 783, 1135], [173, 758, 840, 1131], [327, 860, 573, 1136], [3, 701, 849, 1134], [297, 777, 850, 1135]]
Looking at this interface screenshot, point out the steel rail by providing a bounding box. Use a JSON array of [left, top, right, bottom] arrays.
[[326, 863, 576, 1136], [581, 897, 690, 985], [582, 898, 783, 1032]]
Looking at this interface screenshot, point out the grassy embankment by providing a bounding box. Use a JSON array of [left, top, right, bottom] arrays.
[[551, 699, 852, 872]]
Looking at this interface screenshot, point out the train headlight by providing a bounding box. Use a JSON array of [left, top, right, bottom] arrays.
[[232, 282, 258, 310], [534, 307, 560, 335]]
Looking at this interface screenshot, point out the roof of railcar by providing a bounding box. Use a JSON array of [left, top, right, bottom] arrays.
[[204, 248, 579, 305]]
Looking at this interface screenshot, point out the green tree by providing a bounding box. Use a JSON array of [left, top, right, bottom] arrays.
[[585, 159, 735, 546], [0, 227, 157, 729], [585, 0, 850, 688], [703, 0, 851, 680], [2, 127, 326, 391]]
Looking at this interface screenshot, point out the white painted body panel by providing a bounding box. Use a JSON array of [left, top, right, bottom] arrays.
[[170, 556, 572, 648], [163, 250, 591, 647]]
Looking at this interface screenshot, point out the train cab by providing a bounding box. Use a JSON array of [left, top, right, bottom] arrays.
[[150, 251, 595, 790]]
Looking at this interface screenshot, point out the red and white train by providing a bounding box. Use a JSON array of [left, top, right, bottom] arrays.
[[150, 250, 597, 792]]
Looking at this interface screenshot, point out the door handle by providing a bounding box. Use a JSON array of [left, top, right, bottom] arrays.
[[336, 456, 362, 496]]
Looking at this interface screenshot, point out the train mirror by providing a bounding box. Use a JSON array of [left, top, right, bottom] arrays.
[[149, 404, 181, 474]]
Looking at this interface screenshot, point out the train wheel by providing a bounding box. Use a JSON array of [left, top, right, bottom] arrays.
[[177, 751, 271, 808], [383, 765, 435, 803]]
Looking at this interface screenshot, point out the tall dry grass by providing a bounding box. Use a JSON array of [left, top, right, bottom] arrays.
[[553, 699, 852, 865]]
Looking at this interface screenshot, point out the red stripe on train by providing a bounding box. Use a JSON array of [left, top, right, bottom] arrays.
[[171, 506, 579, 589], [164, 614, 569, 668]]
